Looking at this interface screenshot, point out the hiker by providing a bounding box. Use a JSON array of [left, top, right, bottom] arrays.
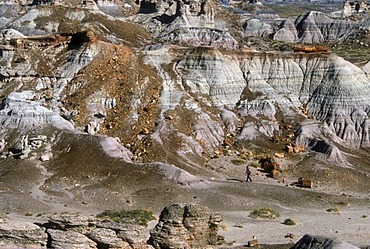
[[245, 165, 252, 182]]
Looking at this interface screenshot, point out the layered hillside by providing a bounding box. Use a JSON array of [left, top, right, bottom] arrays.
[[0, 0, 370, 247]]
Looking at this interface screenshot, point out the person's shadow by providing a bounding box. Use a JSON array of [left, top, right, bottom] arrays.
[[226, 178, 244, 182]]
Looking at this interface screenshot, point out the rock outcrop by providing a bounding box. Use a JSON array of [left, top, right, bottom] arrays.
[[48, 229, 97, 249], [133, 0, 239, 49], [0, 213, 155, 249], [0, 210, 221, 249], [149, 203, 223, 249], [169, 47, 370, 148], [243, 10, 363, 44], [0, 91, 74, 130], [0, 220, 47, 248], [293, 11, 361, 43], [292, 234, 360, 249]]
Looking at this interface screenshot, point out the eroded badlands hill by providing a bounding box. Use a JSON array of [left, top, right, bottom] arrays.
[[0, 0, 370, 247]]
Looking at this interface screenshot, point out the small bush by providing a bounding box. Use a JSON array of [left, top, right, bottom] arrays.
[[283, 218, 297, 226], [249, 208, 280, 219], [97, 209, 156, 226], [25, 212, 33, 217]]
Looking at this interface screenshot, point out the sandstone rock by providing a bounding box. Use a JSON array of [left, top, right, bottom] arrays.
[[274, 153, 284, 158], [248, 239, 258, 247], [47, 229, 97, 249], [291, 234, 360, 249], [298, 177, 313, 188], [262, 162, 280, 174], [87, 228, 129, 248], [43, 213, 93, 233], [0, 221, 47, 248], [117, 228, 147, 246], [149, 203, 222, 249], [91, 220, 148, 246]]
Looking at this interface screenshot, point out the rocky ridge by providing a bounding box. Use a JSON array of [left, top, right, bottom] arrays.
[[0, 204, 223, 249]]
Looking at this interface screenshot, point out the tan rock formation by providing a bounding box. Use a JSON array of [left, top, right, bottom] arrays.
[[149, 203, 222, 249]]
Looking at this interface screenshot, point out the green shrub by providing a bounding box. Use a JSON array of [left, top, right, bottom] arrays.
[[249, 208, 280, 219], [97, 209, 156, 226], [283, 218, 297, 226]]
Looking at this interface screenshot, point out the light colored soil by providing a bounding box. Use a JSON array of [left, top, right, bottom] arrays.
[[201, 155, 370, 248], [218, 201, 370, 248], [1, 134, 369, 248]]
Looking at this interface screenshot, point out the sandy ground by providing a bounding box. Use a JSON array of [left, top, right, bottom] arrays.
[[219, 206, 370, 247], [1, 135, 370, 248], [197, 156, 370, 248]]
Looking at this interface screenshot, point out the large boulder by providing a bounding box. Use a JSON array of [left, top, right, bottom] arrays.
[[292, 234, 360, 249], [149, 203, 222, 249], [47, 229, 97, 249], [0, 221, 47, 248], [87, 228, 130, 248]]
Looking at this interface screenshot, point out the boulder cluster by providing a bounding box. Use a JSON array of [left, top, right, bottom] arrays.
[[0, 204, 223, 249]]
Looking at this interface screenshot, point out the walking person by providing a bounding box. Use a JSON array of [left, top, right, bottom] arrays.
[[245, 165, 252, 182]]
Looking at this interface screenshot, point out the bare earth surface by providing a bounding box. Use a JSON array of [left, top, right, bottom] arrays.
[[1, 136, 370, 248], [203, 156, 370, 248]]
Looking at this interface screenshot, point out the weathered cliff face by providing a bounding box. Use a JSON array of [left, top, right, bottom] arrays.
[[243, 10, 365, 44], [131, 0, 239, 49], [293, 11, 362, 43], [165, 47, 370, 149], [0, 0, 369, 168]]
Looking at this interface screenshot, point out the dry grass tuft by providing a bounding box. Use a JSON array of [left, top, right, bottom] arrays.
[[249, 208, 280, 219], [97, 209, 156, 226]]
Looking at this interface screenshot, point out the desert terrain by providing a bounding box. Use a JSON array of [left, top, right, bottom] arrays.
[[0, 0, 370, 247]]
